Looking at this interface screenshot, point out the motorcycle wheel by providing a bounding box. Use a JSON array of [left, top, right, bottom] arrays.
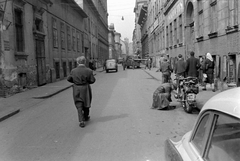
[[182, 101, 193, 114]]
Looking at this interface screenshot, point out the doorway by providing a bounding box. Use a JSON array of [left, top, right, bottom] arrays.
[[185, 2, 195, 57], [35, 38, 46, 86]]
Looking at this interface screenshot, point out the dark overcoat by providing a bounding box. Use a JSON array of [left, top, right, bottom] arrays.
[[67, 65, 96, 108], [175, 58, 186, 75], [160, 61, 172, 75], [186, 56, 200, 77]]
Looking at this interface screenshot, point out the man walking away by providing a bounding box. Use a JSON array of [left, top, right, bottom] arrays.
[[160, 58, 173, 83], [185, 51, 200, 77], [67, 56, 96, 128]]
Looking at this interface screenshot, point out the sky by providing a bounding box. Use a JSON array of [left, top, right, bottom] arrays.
[[74, 0, 136, 41], [107, 0, 136, 41]]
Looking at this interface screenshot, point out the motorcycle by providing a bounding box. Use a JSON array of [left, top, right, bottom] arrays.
[[174, 76, 199, 113]]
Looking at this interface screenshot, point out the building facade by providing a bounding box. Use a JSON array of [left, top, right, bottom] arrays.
[[92, 0, 109, 67], [48, 0, 87, 84], [120, 39, 127, 60], [164, 0, 184, 69], [136, 0, 240, 86], [77, 0, 109, 67], [138, 4, 148, 59], [0, 0, 109, 97], [0, 0, 70, 97], [114, 32, 121, 59], [133, 0, 148, 58], [190, 0, 240, 86], [108, 23, 116, 59]]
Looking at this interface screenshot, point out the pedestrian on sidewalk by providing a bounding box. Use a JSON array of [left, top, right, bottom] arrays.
[[122, 58, 126, 70], [174, 54, 186, 99], [174, 54, 186, 77], [67, 56, 96, 128], [198, 56, 205, 86], [159, 58, 173, 83], [103, 59, 107, 71], [202, 52, 215, 92], [185, 51, 200, 78]]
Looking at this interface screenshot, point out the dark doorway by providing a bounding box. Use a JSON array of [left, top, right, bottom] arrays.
[[185, 2, 195, 57], [35, 38, 46, 86]]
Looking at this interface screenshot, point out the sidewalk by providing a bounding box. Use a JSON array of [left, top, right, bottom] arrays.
[[0, 68, 104, 122], [142, 67, 224, 109]]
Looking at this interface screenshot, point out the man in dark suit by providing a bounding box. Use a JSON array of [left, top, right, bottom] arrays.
[[174, 54, 186, 77], [67, 56, 96, 128], [185, 51, 200, 77]]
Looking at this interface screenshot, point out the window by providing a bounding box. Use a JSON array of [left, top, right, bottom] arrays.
[[74, 61, 77, 68], [228, 0, 238, 27], [166, 26, 169, 48], [69, 61, 72, 72], [207, 114, 240, 161], [77, 31, 80, 52], [62, 61, 67, 77], [82, 33, 84, 52], [198, 0, 204, 36], [35, 18, 43, 32], [52, 18, 58, 48], [67, 26, 71, 51], [72, 29, 75, 51], [15, 9, 24, 52], [170, 23, 172, 47], [159, 30, 162, 50], [174, 19, 177, 45], [162, 27, 165, 49], [55, 62, 60, 79], [192, 114, 210, 154], [60, 22, 65, 49], [209, 2, 217, 33], [179, 15, 183, 43]]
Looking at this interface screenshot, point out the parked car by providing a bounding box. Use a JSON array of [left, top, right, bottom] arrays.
[[106, 59, 118, 73], [165, 87, 240, 161]]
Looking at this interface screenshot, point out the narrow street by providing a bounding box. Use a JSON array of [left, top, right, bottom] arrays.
[[0, 65, 197, 161]]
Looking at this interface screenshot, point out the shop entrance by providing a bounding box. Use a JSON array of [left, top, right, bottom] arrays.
[[227, 54, 236, 85]]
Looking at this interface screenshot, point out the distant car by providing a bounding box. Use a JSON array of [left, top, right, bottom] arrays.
[[165, 87, 240, 161], [117, 58, 123, 64], [106, 59, 118, 73]]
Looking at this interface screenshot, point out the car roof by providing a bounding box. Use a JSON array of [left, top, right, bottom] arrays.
[[201, 87, 240, 118]]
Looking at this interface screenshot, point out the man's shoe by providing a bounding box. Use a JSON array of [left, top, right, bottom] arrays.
[[202, 88, 206, 91], [84, 116, 90, 121], [79, 121, 85, 128], [212, 89, 215, 92]]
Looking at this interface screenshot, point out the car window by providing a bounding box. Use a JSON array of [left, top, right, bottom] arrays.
[[191, 114, 210, 154], [206, 114, 240, 161]]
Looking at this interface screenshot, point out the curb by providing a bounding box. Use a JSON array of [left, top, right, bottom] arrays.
[[0, 109, 20, 122], [142, 69, 161, 81], [32, 85, 73, 99]]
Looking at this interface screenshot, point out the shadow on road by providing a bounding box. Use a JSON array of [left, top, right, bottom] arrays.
[[89, 113, 129, 124]]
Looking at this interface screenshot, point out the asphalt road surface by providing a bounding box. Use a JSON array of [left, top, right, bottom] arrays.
[[0, 65, 198, 161]]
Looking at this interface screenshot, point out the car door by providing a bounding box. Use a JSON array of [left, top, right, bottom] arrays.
[[188, 111, 214, 161], [202, 112, 240, 161]]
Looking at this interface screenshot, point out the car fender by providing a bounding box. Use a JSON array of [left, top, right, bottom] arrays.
[[165, 131, 198, 161]]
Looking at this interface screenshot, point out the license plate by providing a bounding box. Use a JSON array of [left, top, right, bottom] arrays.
[[187, 94, 196, 101]]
